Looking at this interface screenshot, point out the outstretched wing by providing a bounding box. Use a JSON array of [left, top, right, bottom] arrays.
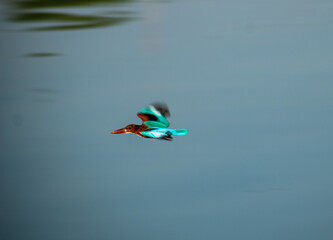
[[137, 102, 170, 128]]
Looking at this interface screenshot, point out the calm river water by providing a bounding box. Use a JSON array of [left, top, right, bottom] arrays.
[[1, 0, 333, 239]]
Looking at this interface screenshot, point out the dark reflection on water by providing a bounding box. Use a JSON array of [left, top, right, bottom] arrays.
[[28, 88, 59, 93], [28, 88, 59, 102], [11, 0, 138, 31], [23, 52, 63, 57]]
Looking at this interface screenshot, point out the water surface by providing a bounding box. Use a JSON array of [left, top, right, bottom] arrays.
[[1, 0, 333, 239]]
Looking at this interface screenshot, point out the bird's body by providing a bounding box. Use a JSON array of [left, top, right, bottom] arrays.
[[111, 102, 188, 141]]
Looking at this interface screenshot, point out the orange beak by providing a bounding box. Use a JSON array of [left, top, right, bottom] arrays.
[[111, 127, 127, 134]]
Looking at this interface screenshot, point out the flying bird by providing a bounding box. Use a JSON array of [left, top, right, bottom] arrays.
[[111, 102, 188, 141]]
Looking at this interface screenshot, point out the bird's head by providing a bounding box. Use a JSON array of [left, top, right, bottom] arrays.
[[111, 124, 139, 134]]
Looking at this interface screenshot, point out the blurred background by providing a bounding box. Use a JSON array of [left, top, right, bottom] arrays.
[[1, 0, 333, 239]]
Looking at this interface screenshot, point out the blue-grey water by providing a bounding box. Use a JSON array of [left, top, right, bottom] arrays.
[[1, 1, 333, 239]]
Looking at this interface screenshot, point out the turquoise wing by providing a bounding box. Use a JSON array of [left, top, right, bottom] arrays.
[[141, 128, 188, 141], [141, 128, 188, 138], [137, 103, 170, 128]]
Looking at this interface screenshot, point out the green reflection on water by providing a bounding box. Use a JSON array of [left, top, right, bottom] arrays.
[[11, 0, 137, 31], [13, 12, 114, 22], [12, 12, 136, 31], [32, 18, 133, 31], [15, 0, 134, 9]]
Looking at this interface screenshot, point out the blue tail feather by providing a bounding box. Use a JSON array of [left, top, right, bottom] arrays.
[[168, 129, 188, 136]]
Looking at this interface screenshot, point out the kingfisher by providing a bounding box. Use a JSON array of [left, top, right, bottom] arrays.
[[111, 102, 188, 141]]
